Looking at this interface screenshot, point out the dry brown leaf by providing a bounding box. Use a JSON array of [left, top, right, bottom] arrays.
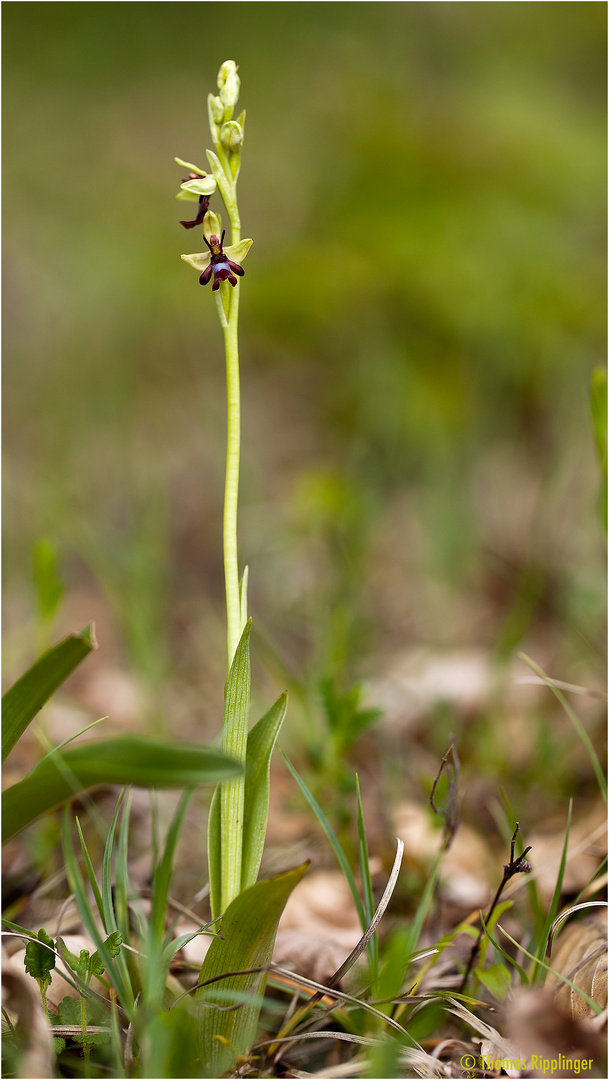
[[527, 808, 607, 904], [545, 910, 608, 1020], [274, 870, 362, 984], [505, 987, 606, 1078], [394, 799, 496, 908], [367, 647, 493, 732], [1, 951, 56, 1079]]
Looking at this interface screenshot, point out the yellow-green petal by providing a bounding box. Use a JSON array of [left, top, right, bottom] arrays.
[[181, 252, 210, 272], [174, 156, 208, 174], [180, 175, 216, 197], [225, 238, 253, 263]]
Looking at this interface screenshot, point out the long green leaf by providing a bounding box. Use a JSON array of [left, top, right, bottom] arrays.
[[2, 736, 242, 843], [217, 619, 252, 915], [207, 786, 222, 922], [241, 692, 287, 891], [208, 691, 288, 921], [2, 624, 96, 764], [198, 861, 309, 1076]]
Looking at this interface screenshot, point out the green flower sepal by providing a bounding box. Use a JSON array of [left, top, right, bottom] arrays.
[[174, 157, 217, 203]]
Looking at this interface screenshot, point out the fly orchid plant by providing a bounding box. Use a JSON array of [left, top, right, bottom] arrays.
[[176, 63, 272, 924], [175, 68, 311, 1075]]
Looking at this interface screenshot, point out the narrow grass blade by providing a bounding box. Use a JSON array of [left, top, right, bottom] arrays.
[[279, 750, 366, 930], [400, 851, 442, 989], [113, 792, 140, 990], [478, 911, 528, 985], [241, 692, 288, 892], [61, 805, 135, 1016], [109, 998, 126, 1080], [497, 923, 603, 1015], [356, 774, 377, 979], [472, 900, 512, 977], [22, 718, 104, 781], [143, 791, 194, 1008], [75, 818, 106, 932], [99, 792, 137, 999], [2, 624, 96, 764], [2, 736, 241, 843], [533, 800, 572, 979], [149, 790, 194, 948], [160, 925, 216, 971], [518, 654, 607, 804], [198, 861, 309, 1076]]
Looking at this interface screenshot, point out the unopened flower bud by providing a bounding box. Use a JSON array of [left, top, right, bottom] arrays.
[[209, 94, 225, 125], [217, 60, 240, 111], [220, 121, 243, 154]]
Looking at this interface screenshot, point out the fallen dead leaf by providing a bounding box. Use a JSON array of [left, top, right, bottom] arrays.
[[527, 808, 607, 904], [394, 799, 497, 909], [1, 951, 56, 1079], [367, 647, 493, 732], [545, 910, 608, 1021], [274, 870, 362, 985], [505, 986, 606, 1078]]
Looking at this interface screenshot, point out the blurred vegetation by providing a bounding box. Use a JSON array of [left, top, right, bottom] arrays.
[[3, 3, 606, 792]]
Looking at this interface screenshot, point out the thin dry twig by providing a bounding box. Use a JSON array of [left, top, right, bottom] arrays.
[[429, 742, 461, 851], [459, 822, 532, 993]]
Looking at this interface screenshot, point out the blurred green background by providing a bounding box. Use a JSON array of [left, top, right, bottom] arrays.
[[3, 3, 606, 785]]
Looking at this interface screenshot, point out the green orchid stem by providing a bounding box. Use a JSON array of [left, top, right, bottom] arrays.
[[218, 113, 246, 912], [199, 61, 249, 916], [223, 282, 242, 668]]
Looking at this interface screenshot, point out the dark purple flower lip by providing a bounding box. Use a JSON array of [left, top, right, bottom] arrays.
[[199, 229, 245, 290], [180, 174, 211, 230]]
